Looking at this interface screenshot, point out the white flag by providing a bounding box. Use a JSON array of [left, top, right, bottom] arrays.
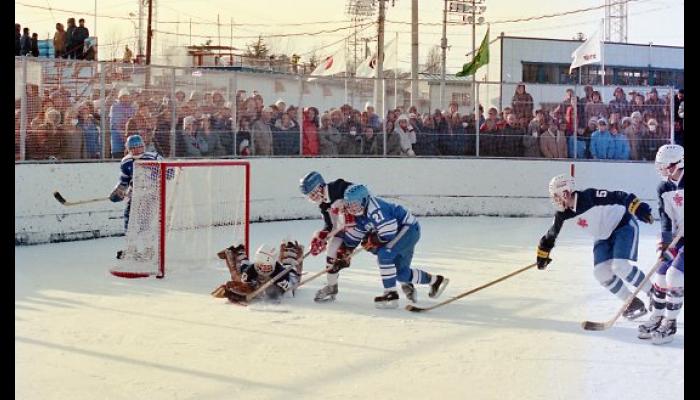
[[355, 38, 397, 78], [308, 46, 346, 80], [569, 29, 601, 73]]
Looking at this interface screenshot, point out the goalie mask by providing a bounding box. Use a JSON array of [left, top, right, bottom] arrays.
[[655, 144, 684, 178], [253, 244, 277, 276], [548, 174, 575, 212], [344, 184, 370, 216]]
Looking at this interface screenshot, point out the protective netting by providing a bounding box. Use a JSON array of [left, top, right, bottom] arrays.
[[111, 160, 249, 278]]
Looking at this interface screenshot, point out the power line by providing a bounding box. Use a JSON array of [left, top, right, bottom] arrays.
[[154, 21, 375, 40]]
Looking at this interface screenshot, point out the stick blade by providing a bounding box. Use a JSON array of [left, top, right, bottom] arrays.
[[53, 191, 67, 204], [581, 320, 608, 331], [405, 304, 429, 313]]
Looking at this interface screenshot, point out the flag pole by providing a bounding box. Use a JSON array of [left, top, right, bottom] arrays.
[[601, 19, 605, 86], [394, 32, 398, 109]]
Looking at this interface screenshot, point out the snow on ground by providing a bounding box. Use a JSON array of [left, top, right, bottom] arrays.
[[16, 217, 683, 400]]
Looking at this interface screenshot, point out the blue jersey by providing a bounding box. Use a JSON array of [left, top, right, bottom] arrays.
[[657, 170, 684, 244], [342, 196, 417, 248], [118, 151, 161, 187], [539, 188, 640, 250]]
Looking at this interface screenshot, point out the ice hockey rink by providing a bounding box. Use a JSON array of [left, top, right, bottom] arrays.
[[15, 216, 683, 400]]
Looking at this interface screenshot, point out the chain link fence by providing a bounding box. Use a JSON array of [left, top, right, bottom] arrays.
[[15, 56, 676, 162]]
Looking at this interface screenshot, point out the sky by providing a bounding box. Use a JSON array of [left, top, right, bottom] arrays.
[[15, 0, 684, 72]]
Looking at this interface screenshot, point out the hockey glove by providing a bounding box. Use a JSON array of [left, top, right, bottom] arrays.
[[628, 197, 654, 224], [310, 230, 329, 256], [536, 246, 552, 270], [329, 244, 354, 273], [109, 185, 127, 202], [361, 232, 384, 253]]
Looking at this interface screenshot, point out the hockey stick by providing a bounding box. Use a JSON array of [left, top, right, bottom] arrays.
[[244, 251, 310, 303], [295, 246, 363, 289], [53, 191, 110, 206], [405, 263, 538, 313], [581, 233, 683, 331]]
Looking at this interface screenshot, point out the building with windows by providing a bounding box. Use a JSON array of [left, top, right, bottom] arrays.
[[481, 35, 683, 111]]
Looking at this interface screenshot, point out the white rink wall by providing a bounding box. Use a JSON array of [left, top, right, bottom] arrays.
[[15, 158, 659, 245]]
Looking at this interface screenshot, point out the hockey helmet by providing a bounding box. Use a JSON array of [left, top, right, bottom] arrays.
[[344, 184, 371, 216], [548, 174, 575, 212], [126, 134, 144, 150], [655, 144, 684, 178], [300, 171, 326, 203], [253, 244, 277, 276]]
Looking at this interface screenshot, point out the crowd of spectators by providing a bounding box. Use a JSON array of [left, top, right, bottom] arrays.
[[14, 71, 683, 162], [16, 18, 93, 60]]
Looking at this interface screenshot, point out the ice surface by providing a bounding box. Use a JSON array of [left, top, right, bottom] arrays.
[[16, 217, 683, 400]]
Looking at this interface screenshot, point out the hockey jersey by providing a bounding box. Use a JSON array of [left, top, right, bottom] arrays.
[[342, 196, 417, 248], [539, 188, 640, 250], [658, 170, 684, 245], [118, 151, 162, 187], [239, 261, 300, 291], [318, 178, 354, 232]]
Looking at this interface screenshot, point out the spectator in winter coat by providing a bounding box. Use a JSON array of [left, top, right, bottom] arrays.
[[365, 103, 381, 131], [621, 117, 639, 160], [53, 23, 67, 58], [590, 119, 614, 159], [65, 18, 78, 59], [20, 27, 31, 56], [608, 87, 630, 117], [30, 33, 39, 57], [109, 88, 136, 158], [394, 114, 416, 156], [180, 116, 209, 157], [611, 122, 631, 160], [251, 106, 274, 155], [318, 113, 341, 155], [77, 102, 101, 158], [584, 91, 609, 124], [511, 83, 534, 121], [15, 23, 21, 56], [539, 121, 567, 159], [73, 18, 89, 59], [302, 107, 319, 156]]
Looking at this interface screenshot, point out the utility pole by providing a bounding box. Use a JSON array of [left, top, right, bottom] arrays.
[[375, 0, 386, 121], [146, 0, 153, 64], [138, 0, 144, 59], [440, 0, 448, 111], [411, 0, 419, 106]]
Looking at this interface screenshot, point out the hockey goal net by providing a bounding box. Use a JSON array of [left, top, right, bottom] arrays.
[[110, 160, 250, 279]]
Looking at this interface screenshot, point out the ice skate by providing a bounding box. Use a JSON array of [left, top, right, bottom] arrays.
[[428, 275, 449, 298], [374, 290, 399, 309], [314, 284, 338, 303], [651, 319, 677, 345], [401, 283, 417, 303], [623, 297, 648, 320], [637, 315, 663, 339]]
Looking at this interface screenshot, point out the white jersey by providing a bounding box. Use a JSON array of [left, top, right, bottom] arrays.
[[657, 170, 684, 243]]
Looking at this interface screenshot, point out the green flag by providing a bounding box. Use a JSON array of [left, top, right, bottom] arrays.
[[456, 28, 490, 77]]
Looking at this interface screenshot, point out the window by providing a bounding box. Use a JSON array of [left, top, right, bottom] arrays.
[[521, 62, 683, 88]]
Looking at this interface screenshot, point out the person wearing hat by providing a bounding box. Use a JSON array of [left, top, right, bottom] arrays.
[[109, 88, 136, 158], [590, 118, 614, 159], [110, 134, 162, 239], [610, 116, 631, 160]]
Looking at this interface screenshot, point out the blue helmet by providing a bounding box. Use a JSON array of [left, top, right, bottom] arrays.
[[300, 171, 325, 195], [126, 134, 144, 150], [344, 184, 370, 211]]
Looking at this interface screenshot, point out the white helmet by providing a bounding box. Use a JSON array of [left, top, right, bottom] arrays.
[[655, 144, 684, 178], [253, 244, 277, 276], [548, 174, 575, 211]]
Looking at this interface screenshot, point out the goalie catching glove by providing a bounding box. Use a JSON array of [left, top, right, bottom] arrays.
[[109, 184, 128, 202]]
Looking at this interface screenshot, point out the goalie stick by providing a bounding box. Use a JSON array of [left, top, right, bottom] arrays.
[[244, 249, 311, 302], [53, 191, 110, 206], [405, 263, 537, 313], [581, 233, 683, 331]]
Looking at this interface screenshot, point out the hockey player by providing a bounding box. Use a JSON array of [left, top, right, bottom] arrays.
[[110, 134, 161, 259], [110, 134, 161, 231], [335, 184, 449, 308], [212, 240, 304, 304], [638, 144, 684, 344], [299, 171, 355, 302], [536, 174, 655, 319]]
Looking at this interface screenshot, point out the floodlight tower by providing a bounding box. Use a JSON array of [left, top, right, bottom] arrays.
[[605, 0, 628, 43]]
